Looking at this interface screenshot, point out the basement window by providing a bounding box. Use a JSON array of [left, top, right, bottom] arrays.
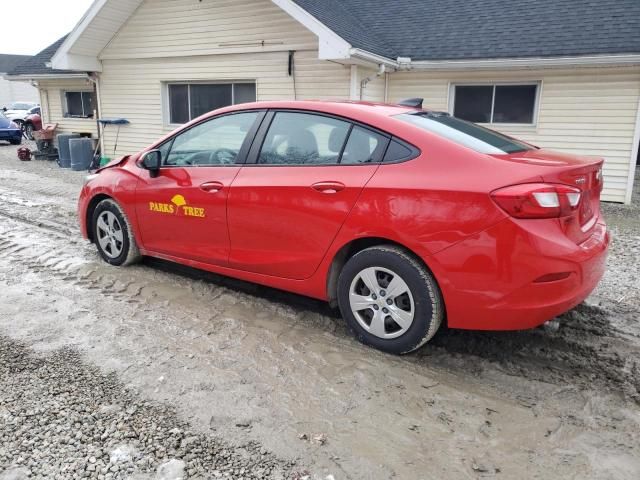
[[166, 82, 256, 124], [64, 91, 95, 118], [452, 83, 539, 125]]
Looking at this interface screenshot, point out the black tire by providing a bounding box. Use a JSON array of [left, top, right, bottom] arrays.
[[337, 245, 443, 354], [24, 123, 34, 140], [92, 198, 141, 266]]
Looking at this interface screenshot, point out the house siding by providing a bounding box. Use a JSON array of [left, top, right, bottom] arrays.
[[80, 0, 638, 202], [100, 0, 318, 60], [98, 51, 350, 155], [388, 66, 640, 203], [96, 0, 351, 155], [37, 78, 98, 139]]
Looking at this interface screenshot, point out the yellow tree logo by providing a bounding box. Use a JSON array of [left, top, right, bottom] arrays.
[[172, 194, 205, 218], [171, 194, 187, 211]]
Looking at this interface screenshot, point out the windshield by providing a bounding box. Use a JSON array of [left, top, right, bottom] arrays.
[[10, 102, 34, 110], [397, 111, 534, 154]]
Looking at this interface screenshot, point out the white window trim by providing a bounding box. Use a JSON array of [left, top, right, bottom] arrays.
[[161, 80, 257, 128], [447, 81, 542, 127], [61, 89, 95, 119]]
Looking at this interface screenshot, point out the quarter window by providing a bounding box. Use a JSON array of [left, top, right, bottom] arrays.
[[164, 112, 260, 166], [167, 82, 256, 124], [452, 84, 538, 124], [258, 112, 351, 165], [341, 126, 387, 164], [64, 91, 95, 118]]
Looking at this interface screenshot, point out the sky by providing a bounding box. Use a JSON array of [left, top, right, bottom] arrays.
[[1, 0, 94, 55]]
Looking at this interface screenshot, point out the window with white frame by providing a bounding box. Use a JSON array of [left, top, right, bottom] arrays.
[[166, 82, 256, 124], [63, 91, 95, 118], [452, 83, 539, 124]]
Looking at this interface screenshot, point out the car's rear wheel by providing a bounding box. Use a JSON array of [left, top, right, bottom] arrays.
[[337, 245, 443, 354], [92, 199, 141, 266]]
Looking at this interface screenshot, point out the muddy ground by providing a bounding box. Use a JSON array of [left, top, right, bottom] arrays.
[[0, 141, 639, 480]]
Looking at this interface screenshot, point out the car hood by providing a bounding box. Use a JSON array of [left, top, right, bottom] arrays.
[[0, 116, 16, 129]]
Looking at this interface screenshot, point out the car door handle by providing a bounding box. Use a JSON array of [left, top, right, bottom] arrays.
[[200, 181, 224, 193], [311, 181, 345, 194]]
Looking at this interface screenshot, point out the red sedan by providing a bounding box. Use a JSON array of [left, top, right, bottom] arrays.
[[78, 100, 609, 354]]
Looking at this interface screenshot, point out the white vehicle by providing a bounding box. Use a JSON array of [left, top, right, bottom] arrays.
[[2, 102, 39, 127]]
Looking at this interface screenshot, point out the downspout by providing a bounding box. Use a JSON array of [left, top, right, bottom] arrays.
[[384, 72, 389, 102], [349, 65, 359, 100], [360, 64, 386, 101], [32, 82, 47, 123], [87, 73, 104, 157]]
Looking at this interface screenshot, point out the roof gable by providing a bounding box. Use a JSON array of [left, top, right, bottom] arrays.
[[100, 0, 318, 60]]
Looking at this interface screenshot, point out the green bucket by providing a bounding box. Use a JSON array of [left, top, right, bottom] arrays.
[[99, 156, 111, 167]]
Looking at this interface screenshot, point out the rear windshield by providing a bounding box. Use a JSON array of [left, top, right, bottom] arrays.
[[397, 111, 534, 154]]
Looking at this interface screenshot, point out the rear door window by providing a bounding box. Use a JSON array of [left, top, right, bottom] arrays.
[[258, 112, 350, 165]]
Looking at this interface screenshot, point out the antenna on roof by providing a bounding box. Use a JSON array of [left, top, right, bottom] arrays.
[[397, 98, 423, 109]]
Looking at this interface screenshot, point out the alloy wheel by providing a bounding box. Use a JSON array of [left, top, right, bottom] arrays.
[[349, 266, 415, 339], [96, 211, 124, 259]]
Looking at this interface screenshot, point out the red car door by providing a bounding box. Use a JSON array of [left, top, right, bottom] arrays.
[[227, 110, 388, 280], [135, 111, 263, 265]]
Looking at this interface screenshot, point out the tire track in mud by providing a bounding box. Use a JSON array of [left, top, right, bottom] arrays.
[[1, 207, 639, 404], [420, 304, 640, 403]]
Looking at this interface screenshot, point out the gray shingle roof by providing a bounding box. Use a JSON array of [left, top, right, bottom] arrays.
[[293, 0, 640, 61], [6, 36, 83, 76], [0, 54, 32, 74]]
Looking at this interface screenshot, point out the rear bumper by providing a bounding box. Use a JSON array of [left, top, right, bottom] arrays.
[[432, 217, 609, 330]]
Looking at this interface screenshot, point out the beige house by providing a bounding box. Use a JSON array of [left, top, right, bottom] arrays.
[[6, 37, 99, 139], [9, 0, 640, 203]]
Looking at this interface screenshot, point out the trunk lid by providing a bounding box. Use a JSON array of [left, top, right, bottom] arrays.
[[492, 149, 604, 245]]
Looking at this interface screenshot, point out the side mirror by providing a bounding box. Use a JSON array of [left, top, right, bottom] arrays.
[[141, 149, 162, 178]]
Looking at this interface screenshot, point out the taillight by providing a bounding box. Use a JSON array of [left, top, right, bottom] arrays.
[[491, 183, 581, 219], [595, 167, 604, 193]]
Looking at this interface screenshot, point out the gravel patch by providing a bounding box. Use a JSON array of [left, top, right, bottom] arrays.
[[597, 167, 640, 314], [0, 337, 295, 479]]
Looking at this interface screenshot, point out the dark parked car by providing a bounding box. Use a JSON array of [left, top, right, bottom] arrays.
[[0, 111, 22, 145]]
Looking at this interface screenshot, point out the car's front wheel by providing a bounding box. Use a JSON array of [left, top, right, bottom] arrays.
[[92, 198, 141, 266], [337, 245, 444, 354], [24, 123, 34, 140]]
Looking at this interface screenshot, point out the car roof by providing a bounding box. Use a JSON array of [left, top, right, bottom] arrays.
[[217, 100, 418, 119]]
